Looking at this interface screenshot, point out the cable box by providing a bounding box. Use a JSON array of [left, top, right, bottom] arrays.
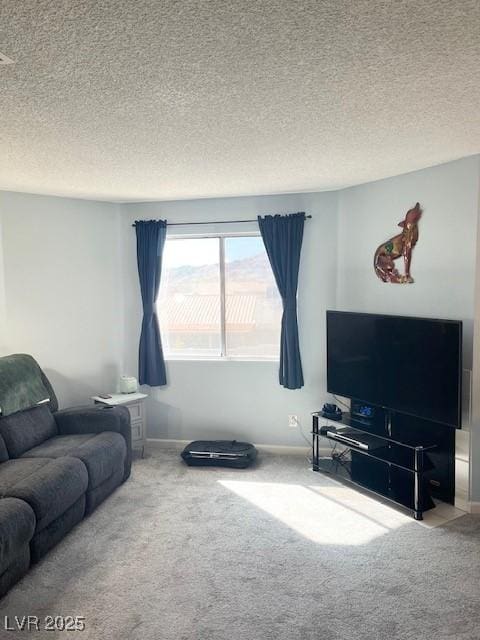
[[325, 428, 384, 451]]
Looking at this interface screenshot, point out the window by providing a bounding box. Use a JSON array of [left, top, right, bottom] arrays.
[[158, 235, 282, 359]]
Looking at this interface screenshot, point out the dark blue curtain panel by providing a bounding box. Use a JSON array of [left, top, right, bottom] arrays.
[[135, 220, 167, 386], [258, 212, 305, 389]]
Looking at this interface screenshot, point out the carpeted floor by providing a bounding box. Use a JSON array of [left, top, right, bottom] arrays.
[[2, 447, 480, 640]]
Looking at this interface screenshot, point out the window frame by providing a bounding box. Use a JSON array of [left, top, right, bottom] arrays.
[[159, 231, 280, 363]]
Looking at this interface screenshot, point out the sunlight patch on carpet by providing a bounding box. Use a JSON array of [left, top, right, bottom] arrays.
[[219, 480, 410, 545]]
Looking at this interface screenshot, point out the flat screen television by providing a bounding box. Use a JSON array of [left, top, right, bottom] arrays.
[[326, 311, 462, 428]]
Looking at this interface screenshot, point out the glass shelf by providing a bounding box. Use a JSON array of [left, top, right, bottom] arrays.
[[311, 412, 438, 520], [314, 456, 435, 513], [314, 435, 435, 473], [312, 412, 438, 450]]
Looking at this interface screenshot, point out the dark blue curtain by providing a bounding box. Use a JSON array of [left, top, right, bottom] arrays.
[[258, 212, 305, 389], [135, 220, 167, 386]]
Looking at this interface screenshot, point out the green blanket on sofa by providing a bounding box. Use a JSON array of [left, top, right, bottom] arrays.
[[0, 354, 51, 417]]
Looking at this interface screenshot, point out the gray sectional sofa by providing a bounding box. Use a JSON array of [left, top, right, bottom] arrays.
[[0, 355, 131, 598]]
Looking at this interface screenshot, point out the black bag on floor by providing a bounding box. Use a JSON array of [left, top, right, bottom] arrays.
[[181, 440, 257, 469]]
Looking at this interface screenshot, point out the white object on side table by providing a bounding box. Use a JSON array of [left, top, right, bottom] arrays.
[[119, 376, 138, 394], [92, 392, 147, 458]]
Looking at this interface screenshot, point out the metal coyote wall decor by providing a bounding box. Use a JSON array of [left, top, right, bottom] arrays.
[[373, 203, 422, 284]]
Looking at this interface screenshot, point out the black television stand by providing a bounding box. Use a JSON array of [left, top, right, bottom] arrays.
[[311, 412, 438, 520]]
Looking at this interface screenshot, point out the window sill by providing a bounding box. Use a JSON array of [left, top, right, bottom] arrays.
[[165, 356, 279, 363]]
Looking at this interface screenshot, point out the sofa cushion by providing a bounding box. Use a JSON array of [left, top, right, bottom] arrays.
[[21, 432, 126, 490], [54, 405, 132, 481], [30, 496, 85, 564], [0, 405, 58, 458], [0, 497, 35, 574], [0, 457, 88, 531]]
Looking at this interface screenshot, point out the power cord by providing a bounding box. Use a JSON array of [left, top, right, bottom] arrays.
[[331, 442, 352, 478]]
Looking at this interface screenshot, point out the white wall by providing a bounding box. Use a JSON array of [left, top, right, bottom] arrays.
[[336, 156, 480, 499], [122, 192, 339, 446], [470, 162, 480, 503], [0, 191, 123, 408]]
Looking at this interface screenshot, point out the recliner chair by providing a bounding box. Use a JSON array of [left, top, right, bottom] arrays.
[[0, 354, 131, 597]]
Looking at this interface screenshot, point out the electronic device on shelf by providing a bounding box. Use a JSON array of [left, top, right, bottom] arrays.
[[324, 427, 384, 451], [351, 401, 376, 423], [321, 403, 342, 420]]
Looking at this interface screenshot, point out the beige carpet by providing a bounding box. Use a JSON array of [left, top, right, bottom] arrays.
[[2, 447, 480, 639]]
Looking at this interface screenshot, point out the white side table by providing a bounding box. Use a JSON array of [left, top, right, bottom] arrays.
[[92, 392, 148, 458]]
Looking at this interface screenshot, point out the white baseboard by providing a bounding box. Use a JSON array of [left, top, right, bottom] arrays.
[[147, 438, 189, 450], [146, 438, 312, 456], [468, 501, 480, 514], [254, 443, 310, 456], [452, 500, 480, 514], [454, 497, 470, 513]]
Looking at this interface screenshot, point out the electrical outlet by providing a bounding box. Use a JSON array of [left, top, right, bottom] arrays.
[[288, 414, 298, 428]]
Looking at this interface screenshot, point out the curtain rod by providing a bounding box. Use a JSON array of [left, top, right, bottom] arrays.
[[132, 214, 311, 227]]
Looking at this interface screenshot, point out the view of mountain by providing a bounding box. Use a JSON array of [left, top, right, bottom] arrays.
[[162, 252, 276, 295]]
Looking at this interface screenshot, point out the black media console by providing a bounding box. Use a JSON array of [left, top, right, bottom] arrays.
[[312, 409, 455, 520]]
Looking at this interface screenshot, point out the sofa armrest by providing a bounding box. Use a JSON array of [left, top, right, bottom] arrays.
[[54, 405, 132, 480]]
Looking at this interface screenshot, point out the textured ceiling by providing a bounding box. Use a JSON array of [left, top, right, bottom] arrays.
[[0, 0, 479, 202]]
